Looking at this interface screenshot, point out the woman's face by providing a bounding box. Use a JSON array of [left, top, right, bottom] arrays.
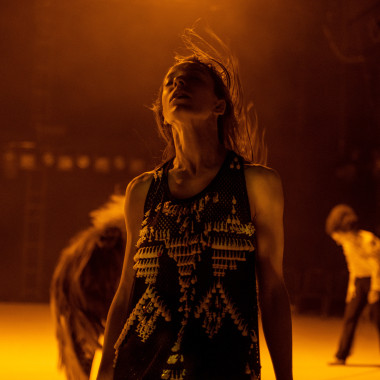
[[161, 61, 225, 126]]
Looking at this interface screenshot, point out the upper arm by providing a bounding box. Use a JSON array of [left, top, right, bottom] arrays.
[[245, 165, 285, 286], [245, 168, 293, 379], [117, 172, 154, 296]]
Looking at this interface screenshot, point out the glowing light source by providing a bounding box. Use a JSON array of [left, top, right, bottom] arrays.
[[2, 144, 136, 174], [113, 155, 126, 170], [57, 155, 74, 171], [2, 150, 17, 178], [42, 152, 55, 167], [77, 155, 91, 169], [19, 153, 36, 170], [94, 157, 110, 173]]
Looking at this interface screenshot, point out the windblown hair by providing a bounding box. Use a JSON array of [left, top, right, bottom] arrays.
[[50, 195, 126, 380], [151, 24, 267, 165], [325, 204, 359, 236]]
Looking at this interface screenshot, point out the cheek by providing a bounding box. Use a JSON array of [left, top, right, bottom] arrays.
[[161, 91, 170, 121]]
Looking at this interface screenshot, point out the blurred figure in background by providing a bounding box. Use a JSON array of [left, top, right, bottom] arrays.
[[326, 204, 380, 365], [51, 195, 125, 380], [97, 24, 293, 380]]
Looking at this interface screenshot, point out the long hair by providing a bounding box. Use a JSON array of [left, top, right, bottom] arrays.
[[151, 24, 267, 165], [50, 195, 126, 380], [325, 204, 359, 236]]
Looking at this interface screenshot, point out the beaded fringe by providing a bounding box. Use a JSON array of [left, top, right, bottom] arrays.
[[117, 158, 260, 376], [113, 285, 171, 367], [161, 368, 186, 380], [194, 280, 249, 338]]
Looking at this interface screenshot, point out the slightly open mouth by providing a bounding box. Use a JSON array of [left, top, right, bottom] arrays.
[[171, 93, 190, 102]]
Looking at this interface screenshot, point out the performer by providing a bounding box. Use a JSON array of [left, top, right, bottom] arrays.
[[97, 26, 293, 380], [326, 204, 380, 365], [51, 195, 126, 380]]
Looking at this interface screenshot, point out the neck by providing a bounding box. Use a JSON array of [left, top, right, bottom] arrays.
[[170, 118, 227, 175]]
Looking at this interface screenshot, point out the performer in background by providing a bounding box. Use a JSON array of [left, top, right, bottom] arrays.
[[51, 195, 125, 380], [97, 25, 293, 380], [326, 204, 380, 365]]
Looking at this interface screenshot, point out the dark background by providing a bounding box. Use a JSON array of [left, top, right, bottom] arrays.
[[1, 0, 380, 314]]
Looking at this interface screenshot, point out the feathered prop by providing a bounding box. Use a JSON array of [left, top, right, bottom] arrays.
[[50, 194, 126, 380]]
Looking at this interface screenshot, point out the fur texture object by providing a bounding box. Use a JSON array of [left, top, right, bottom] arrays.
[[50, 194, 126, 380]]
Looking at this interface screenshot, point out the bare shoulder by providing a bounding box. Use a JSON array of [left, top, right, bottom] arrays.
[[124, 170, 155, 219], [244, 164, 282, 193], [126, 171, 155, 198], [244, 164, 283, 217]]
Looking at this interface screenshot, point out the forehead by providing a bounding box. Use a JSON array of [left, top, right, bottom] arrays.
[[164, 61, 213, 80]]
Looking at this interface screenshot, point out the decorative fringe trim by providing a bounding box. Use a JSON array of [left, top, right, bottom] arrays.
[[194, 281, 248, 339], [250, 328, 258, 344], [136, 225, 171, 249], [229, 156, 241, 170], [245, 363, 260, 379], [113, 286, 171, 367], [246, 328, 261, 379], [135, 308, 160, 342], [166, 353, 184, 365], [154, 168, 163, 180], [133, 244, 164, 284], [160, 192, 219, 218], [168, 243, 202, 257], [169, 323, 185, 354], [209, 236, 254, 251], [134, 245, 164, 260], [161, 369, 187, 380], [208, 235, 254, 277], [134, 227, 255, 283], [134, 229, 255, 283], [204, 217, 255, 236]]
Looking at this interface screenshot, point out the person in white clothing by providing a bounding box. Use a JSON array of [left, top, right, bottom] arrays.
[[325, 204, 380, 364]]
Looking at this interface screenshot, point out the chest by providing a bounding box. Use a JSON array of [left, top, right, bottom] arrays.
[[167, 169, 221, 199]]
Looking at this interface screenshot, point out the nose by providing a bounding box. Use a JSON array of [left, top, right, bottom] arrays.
[[173, 76, 185, 88]]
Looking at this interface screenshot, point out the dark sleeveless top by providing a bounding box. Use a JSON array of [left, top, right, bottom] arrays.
[[113, 151, 260, 380]]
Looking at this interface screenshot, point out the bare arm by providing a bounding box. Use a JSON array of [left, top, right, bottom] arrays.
[[346, 273, 356, 302], [245, 165, 293, 380], [368, 234, 380, 302], [96, 172, 153, 380]]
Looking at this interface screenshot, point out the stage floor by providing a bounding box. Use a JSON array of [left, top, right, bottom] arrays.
[[0, 303, 379, 380]]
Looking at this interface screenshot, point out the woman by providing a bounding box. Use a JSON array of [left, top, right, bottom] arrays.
[[50, 194, 125, 380], [326, 204, 380, 365], [97, 28, 293, 380]]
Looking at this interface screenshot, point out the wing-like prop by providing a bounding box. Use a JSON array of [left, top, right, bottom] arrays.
[[50, 195, 126, 380]]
